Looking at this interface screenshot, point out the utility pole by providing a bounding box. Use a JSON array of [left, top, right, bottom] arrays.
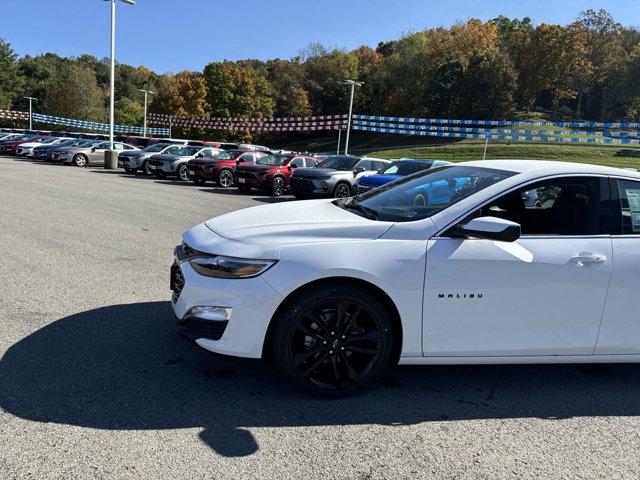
[[343, 79, 363, 155], [139, 89, 154, 137], [24, 97, 37, 130], [103, 0, 136, 169]]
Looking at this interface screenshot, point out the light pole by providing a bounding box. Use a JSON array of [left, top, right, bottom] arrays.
[[23, 97, 37, 131], [139, 89, 154, 137], [343, 79, 363, 155], [103, 0, 136, 169]]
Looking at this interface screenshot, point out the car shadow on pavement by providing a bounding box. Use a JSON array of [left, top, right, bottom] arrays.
[[2, 301, 640, 458]]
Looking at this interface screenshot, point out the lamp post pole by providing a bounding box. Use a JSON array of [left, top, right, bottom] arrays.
[[104, 0, 136, 169], [343, 79, 363, 155], [139, 89, 154, 137], [24, 97, 37, 130]]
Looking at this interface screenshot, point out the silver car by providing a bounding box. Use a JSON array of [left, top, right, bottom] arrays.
[[289, 155, 391, 199], [118, 142, 185, 175], [54, 140, 138, 167], [147, 146, 222, 181]]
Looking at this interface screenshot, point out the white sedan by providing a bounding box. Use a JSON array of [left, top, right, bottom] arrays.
[[171, 160, 640, 395]]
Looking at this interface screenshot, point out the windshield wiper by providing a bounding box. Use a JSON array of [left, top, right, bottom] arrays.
[[341, 199, 379, 220]]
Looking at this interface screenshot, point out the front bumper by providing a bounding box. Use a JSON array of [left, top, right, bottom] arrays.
[[290, 177, 332, 197], [233, 171, 268, 189], [148, 162, 175, 174], [170, 245, 284, 358]]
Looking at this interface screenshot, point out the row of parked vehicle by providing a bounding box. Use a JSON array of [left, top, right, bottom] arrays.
[[0, 131, 449, 198]]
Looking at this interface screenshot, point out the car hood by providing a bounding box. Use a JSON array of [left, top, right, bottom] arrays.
[[199, 199, 393, 250], [151, 154, 191, 162], [292, 167, 356, 178], [359, 174, 401, 186]]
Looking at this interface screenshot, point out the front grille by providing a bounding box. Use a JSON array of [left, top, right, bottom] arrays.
[[291, 178, 315, 192], [170, 263, 185, 304], [178, 317, 228, 341], [235, 171, 257, 179], [188, 164, 203, 172], [149, 159, 164, 166]]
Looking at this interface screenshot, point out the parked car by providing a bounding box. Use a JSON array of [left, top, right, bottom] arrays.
[[33, 138, 85, 161], [54, 140, 138, 166], [354, 159, 451, 195], [171, 160, 640, 395], [16, 137, 74, 157], [118, 142, 184, 175], [0, 133, 24, 142], [186, 150, 266, 187], [233, 153, 319, 196], [0, 135, 44, 155], [148, 146, 222, 181], [289, 155, 391, 199]]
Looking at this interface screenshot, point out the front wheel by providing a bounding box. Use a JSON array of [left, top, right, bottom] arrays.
[[271, 176, 286, 197], [218, 169, 234, 188], [177, 164, 189, 181], [272, 284, 395, 396], [72, 154, 88, 167], [142, 161, 153, 176], [333, 182, 352, 198]]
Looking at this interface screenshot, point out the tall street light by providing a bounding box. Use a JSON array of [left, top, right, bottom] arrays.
[[343, 79, 363, 155], [23, 97, 37, 131], [103, 0, 136, 169], [139, 89, 154, 137]]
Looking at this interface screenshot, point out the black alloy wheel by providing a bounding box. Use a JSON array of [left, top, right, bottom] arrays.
[[271, 176, 286, 196], [142, 161, 153, 176], [333, 182, 352, 198], [273, 285, 394, 396]]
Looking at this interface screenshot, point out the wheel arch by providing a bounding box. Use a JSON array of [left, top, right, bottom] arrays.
[[261, 276, 403, 365]]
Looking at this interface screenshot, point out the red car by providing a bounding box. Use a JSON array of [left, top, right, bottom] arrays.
[[233, 153, 319, 196], [0, 135, 43, 155], [186, 150, 267, 187]]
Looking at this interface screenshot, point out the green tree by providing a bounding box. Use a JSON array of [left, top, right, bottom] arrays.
[[42, 62, 105, 121], [114, 97, 143, 125], [0, 39, 24, 109]]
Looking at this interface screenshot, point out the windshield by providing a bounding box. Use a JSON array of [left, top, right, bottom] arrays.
[[382, 161, 433, 176], [317, 155, 359, 171], [169, 146, 200, 156], [256, 154, 290, 166], [143, 143, 171, 152], [340, 165, 516, 222]]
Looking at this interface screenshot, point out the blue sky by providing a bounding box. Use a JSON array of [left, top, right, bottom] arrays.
[[2, 0, 639, 73]]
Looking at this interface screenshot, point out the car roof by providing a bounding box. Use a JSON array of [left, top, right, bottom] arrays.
[[458, 159, 640, 180]]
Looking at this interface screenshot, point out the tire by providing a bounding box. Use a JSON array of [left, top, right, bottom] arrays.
[[72, 154, 88, 167], [272, 283, 395, 397], [271, 176, 286, 197], [177, 164, 189, 181], [333, 182, 352, 198], [142, 161, 153, 176], [218, 169, 234, 188]]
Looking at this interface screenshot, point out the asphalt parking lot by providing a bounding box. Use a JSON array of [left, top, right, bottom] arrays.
[[2, 154, 640, 479]]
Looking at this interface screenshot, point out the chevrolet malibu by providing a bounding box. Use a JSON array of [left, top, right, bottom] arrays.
[[172, 160, 640, 395]]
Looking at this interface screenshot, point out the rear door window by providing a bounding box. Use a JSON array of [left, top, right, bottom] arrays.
[[616, 179, 640, 234]]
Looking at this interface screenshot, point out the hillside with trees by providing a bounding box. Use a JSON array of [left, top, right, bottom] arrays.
[[1, 9, 640, 140]]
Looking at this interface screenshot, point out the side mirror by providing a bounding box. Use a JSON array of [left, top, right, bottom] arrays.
[[237, 158, 245, 163], [446, 216, 521, 243], [353, 166, 366, 176], [290, 163, 298, 169], [91, 148, 96, 152]]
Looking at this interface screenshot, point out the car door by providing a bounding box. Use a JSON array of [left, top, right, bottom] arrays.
[[423, 175, 614, 357], [596, 177, 640, 354], [89, 142, 109, 163]]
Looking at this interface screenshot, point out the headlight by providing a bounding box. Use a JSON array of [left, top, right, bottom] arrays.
[[189, 255, 277, 279]]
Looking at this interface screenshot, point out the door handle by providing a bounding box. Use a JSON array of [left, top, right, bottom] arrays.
[[571, 253, 607, 266]]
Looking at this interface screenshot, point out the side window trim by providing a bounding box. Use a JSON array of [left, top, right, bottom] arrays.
[[611, 176, 640, 236]]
